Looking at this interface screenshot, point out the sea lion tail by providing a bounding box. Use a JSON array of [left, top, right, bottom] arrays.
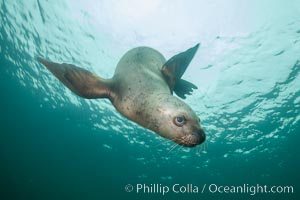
[[38, 57, 115, 100]]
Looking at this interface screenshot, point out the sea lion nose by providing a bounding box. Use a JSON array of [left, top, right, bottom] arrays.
[[196, 128, 206, 144]]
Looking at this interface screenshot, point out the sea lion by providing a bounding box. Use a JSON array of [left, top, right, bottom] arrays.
[[38, 44, 205, 147]]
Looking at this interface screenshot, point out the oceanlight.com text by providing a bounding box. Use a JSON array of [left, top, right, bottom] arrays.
[[124, 183, 294, 196]]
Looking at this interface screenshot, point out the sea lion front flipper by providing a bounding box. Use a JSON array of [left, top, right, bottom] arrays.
[[174, 79, 198, 99], [161, 43, 199, 98], [38, 57, 114, 99]]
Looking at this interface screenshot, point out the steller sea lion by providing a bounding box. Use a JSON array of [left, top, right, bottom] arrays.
[[38, 44, 205, 147]]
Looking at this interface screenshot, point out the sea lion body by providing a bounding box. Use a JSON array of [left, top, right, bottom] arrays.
[[38, 44, 206, 147], [112, 47, 168, 124]]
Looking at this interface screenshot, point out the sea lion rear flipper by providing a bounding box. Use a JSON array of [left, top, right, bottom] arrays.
[[161, 43, 199, 99], [38, 57, 114, 99]]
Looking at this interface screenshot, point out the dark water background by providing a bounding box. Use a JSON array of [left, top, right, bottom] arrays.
[[1, 0, 300, 199]]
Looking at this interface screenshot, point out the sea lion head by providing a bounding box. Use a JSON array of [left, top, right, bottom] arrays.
[[151, 94, 206, 147]]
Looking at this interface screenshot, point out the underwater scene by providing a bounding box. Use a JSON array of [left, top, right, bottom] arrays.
[[1, 0, 299, 199]]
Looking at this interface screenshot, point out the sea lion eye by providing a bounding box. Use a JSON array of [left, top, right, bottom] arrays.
[[174, 115, 186, 127]]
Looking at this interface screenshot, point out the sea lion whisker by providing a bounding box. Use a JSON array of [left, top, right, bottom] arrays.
[[171, 143, 181, 152], [170, 142, 179, 152], [196, 144, 202, 155], [167, 143, 179, 154], [154, 138, 174, 148], [188, 138, 194, 146], [176, 144, 185, 153], [195, 145, 199, 155], [168, 141, 178, 149], [154, 137, 179, 148], [174, 143, 182, 153], [204, 141, 208, 151], [167, 145, 176, 154]]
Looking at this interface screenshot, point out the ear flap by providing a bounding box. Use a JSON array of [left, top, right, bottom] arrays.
[[161, 43, 199, 99], [38, 57, 114, 99]]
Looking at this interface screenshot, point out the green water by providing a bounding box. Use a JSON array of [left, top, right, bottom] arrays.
[[1, 0, 299, 199]]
